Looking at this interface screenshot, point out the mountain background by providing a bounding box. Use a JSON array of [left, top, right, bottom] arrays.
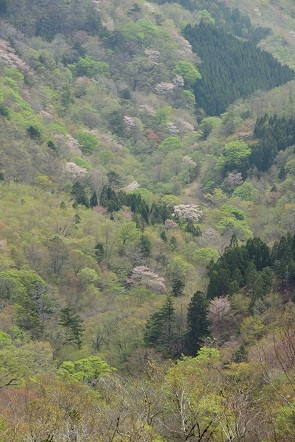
[[0, 0, 295, 440]]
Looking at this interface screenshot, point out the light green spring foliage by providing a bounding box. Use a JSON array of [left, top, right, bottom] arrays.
[[0, 4, 294, 440], [58, 356, 114, 383], [173, 61, 202, 88], [155, 107, 173, 123], [218, 140, 251, 169], [97, 149, 115, 165], [127, 188, 158, 205], [199, 9, 215, 24], [70, 56, 110, 78], [35, 175, 53, 188], [0, 331, 12, 349], [194, 248, 219, 265], [232, 182, 258, 201], [0, 71, 44, 134], [117, 18, 165, 46], [76, 131, 99, 154], [221, 205, 245, 220], [199, 116, 221, 138], [217, 215, 252, 241], [72, 156, 92, 170], [164, 348, 224, 436], [0, 333, 56, 386], [158, 137, 183, 151]]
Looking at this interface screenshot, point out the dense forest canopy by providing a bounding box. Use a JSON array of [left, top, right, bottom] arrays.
[[184, 21, 294, 115], [0, 0, 295, 440], [152, 0, 272, 41], [250, 113, 295, 171]]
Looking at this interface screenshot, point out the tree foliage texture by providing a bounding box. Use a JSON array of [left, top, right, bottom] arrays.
[[207, 234, 295, 303], [250, 114, 295, 171], [183, 22, 294, 115], [185, 291, 209, 356]]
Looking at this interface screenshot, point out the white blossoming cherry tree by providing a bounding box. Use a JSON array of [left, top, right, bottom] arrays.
[[172, 204, 203, 224]]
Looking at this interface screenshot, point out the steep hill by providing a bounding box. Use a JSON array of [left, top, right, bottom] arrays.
[[0, 1, 295, 440]]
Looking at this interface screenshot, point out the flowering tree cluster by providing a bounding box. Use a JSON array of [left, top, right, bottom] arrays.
[[124, 181, 140, 191], [128, 266, 166, 294], [227, 172, 243, 186], [0, 39, 29, 71], [144, 49, 160, 65], [166, 122, 179, 135], [208, 296, 231, 320], [155, 82, 175, 95], [208, 296, 233, 344], [178, 119, 194, 131], [65, 162, 87, 178], [173, 74, 185, 87], [124, 116, 136, 129], [182, 155, 197, 169], [170, 30, 193, 55], [172, 204, 203, 223], [155, 74, 184, 96], [165, 219, 178, 230]]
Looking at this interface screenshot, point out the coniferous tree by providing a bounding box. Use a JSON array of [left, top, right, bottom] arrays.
[[71, 182, 90, 208], [99, 186, 121, 212], [272, 233, 295, 287], [207, 268, 231, 299], [107, 171, 122, 188], [60, 307, 84, 349], [0, 0, 7, 15], [139, 235, 152, 258], [144, 296, 178, 355], [170, 236, 177, 250], [94, 242, 104, 263], [185, 291, 209, 356], [160, 231, 167, 242], [27, 125, 42, 140], [172, 277, 185, 297], [246, 237, 271, 271], [250, 114, 295, 171], [185, 219, 201, 237], [183, 22, 294, 116], [90, 191, 98, 208]]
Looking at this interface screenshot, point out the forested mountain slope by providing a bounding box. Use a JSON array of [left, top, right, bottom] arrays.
[[0, 0, 294, 440], [184, 21, 294, 115], [226, 0, 295, 68]]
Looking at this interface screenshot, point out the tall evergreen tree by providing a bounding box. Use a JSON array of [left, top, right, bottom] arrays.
[[246, 237, 271, 271], [172, 277, 185, 297], [60, 307, 84, 349], [185, 291, 209, 356], [94, 242, 104, 263], [139, 235, 152, 258], [144, 296, 178, 356], [71, 181, 90, 208], [90, 191, 98, 208]]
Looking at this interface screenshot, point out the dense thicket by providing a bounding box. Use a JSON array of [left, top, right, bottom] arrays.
[[207, 234, 295, 301], [143, 231, 295, 358], [99, 185, 172, 226], [185, 290, 209, 355], [250, 114, 295, 171], [0, 0, 295, 439], [3, 0, 104, 40], [183, 22, 294, 115], [152, 0, 270, 42]]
